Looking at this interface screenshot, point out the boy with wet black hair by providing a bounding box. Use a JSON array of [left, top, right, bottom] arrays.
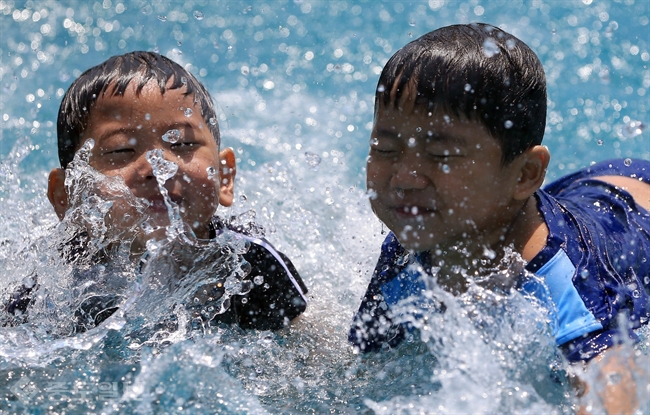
[[6, 51, 307, 331], [350, 23, 649, 412]]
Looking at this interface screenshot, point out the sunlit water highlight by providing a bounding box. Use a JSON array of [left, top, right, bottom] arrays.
[[1, 1, 649, 413]]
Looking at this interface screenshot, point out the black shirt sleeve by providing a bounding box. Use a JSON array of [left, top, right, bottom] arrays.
[[213, 238, 308, 330]]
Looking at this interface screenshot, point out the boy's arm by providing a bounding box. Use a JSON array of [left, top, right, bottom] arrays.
[[572, 346, 643, 415], [594, 175, 650, 211]]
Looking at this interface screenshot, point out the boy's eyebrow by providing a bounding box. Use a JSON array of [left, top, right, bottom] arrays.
[[372, 127, 401, 139], [94, 121, 197, 142], [373, 127, 467, 145]]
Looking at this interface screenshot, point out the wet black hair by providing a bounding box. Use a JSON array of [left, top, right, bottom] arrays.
[[375, 23, 547, 165], [57, 51, 219, 168]]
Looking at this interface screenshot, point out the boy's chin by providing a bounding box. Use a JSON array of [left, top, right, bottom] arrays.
[[394, 232, 435, 252]]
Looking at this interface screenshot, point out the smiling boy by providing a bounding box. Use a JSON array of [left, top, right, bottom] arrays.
[[6, 51, 307, 331], [350, 24, 649, 413], [49, 54, 228, 252]]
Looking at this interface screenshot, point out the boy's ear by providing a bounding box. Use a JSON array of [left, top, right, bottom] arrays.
[[47, 168, 69, 220], [513, 145, 550, 201], [218, 147, 236, 207]]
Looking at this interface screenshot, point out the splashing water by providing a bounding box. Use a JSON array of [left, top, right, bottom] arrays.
[[193, 11, 205, 21], [620, 120, 645, 139], [482, 38, 499, 58], [206, 166, 218, 181], [1, 1, 649, 413], [144, 149, 185, 241], [161, 129, 181, 144], [304, 151, 321, 169]]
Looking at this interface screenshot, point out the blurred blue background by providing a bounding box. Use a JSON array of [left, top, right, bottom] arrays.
[[1, 0, 647, 188]]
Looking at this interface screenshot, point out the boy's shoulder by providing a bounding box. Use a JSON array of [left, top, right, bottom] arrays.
[[526, 159, 650, 360], [531, 158, 650, 267], [208, 216, 309, 330]]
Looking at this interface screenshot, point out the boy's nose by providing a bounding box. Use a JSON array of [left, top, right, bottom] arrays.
[[134, 148, 175, 181], [133, 151, 156, 179], [391, 157, 429, 190]]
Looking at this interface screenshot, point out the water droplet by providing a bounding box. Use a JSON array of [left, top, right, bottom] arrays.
[[162, 129, 181, 143], [599, 67, 611, 84], [141, 221, 155, 234], [505, 39, 516, 50], [241, 297, 248, 304], [408, 137, 416, 147], [464, 83, 471, 92], [395, 188, 405, 199], [194, 10, 204, 20], [504, 120, 513, 129], [240, 194, 247, 202], [157, 15, 167, 22], [408, 19, 416, 27], [581, 269, 589, 279], [624, 158, 632, 167], [304, 152, 321, 168], [184, 108, 193, 117], [146, 149, 178, 183], [415, 126, 422, 132], [441, 164, 450, 174], [377, 84, 386, 93], [621, 120, 645, 139], [632, 290, 641, 299], [206, 166, 217, 180], [180, 76, 187, 85], [597, 139, 603, 146], [253, 275, 264, 285], [408, 32, 413, 38], [145, 113, 151, 120], [209, 117, 217, 126], [483, 38, 499, 57], [483, 246, 496, 260]]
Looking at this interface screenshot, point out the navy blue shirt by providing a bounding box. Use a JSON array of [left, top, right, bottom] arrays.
[[349, 159, 650, 362]]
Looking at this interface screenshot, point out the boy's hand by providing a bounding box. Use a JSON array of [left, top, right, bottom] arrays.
[[573, 346, 645, 415]]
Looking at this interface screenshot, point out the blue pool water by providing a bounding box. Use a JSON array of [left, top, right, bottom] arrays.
[[1, 0, 648, 413]]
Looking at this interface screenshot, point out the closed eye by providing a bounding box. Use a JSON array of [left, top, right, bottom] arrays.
[[170, 142, 199, 150], [371, 147, 398, 154], [102, 148, 134, 155]]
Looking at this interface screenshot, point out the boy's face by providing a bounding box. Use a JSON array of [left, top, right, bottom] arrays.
[[49, 79, 235, 247], [367, 104, 524, 253]]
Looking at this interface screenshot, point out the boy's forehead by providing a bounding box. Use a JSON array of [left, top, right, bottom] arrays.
[[376, 105, 470, 129], [91, 80, 193, 120], [373, 106, 500, 152]]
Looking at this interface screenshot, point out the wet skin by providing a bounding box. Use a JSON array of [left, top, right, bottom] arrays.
[[367, 105, 527, 255], [48, 79, 235, 253]]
